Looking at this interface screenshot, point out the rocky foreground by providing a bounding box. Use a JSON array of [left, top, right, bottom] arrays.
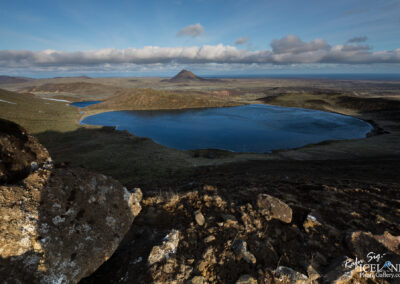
[[0, 118, 142, 283], [83, 175, 400, 282], [1, 118, 400, 283]]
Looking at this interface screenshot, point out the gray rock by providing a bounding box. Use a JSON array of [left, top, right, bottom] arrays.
[[232, 240, 257, 264], [148, 229, 180, 265], [257, 194, 292, 223]]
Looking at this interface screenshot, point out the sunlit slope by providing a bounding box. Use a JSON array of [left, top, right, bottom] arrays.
[[0, 88, 79, 134], [18, 82, 120, 101], [85, 88, 242, 113]]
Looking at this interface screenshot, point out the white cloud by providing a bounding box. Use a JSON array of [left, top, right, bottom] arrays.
[[1, 35, 399, 73], [177, 23, 204, 38], [271, 35, 330, 54]]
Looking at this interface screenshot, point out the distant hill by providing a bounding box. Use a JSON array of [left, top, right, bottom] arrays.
[[165, 69, 218, 83], [19, 82, 120, 96], [52, 75, 92, 79], [0, 75, 34, 84]]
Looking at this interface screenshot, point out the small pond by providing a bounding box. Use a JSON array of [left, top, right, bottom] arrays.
[[70, 101, 102, 108]]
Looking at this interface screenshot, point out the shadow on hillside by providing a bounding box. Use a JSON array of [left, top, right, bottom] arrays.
[[33, 122, 400, 191], [34, 126, 194, 189]]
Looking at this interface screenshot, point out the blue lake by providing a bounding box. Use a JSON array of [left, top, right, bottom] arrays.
[[80, 104, 373, 153], [70, 101, 102, 108]]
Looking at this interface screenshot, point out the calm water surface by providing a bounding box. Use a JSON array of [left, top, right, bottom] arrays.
[[70, 101, 102, 108], [80, 104, 372, 153]]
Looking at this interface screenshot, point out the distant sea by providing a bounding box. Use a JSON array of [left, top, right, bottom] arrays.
[[202, 74, 400, 81]]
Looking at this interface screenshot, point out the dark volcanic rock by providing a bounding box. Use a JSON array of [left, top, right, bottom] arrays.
[[0, 118, 51, 183], [81, 182, 400, 283], [347, 231, 400, 266], [0, 119, 142, 283]]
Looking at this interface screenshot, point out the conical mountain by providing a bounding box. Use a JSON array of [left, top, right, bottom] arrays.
[[168, 69, 205, 82]]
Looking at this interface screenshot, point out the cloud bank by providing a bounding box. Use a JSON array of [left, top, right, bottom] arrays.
[[177, 23, 204, 37], [1, 35, 400, 71]]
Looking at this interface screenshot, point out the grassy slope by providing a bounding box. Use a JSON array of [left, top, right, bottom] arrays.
[[0, 88, 79, 134], [84, 88, 242, 116], [35, 128, 197, 185], [19, 82, 119, 95], [260, 92, 400, 114], [18, 82, 121, 102]]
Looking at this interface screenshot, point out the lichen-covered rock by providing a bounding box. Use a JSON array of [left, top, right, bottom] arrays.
[[257, 193, 292, 223], [0, 119, 142, 283], [148, 229, 180, 265]]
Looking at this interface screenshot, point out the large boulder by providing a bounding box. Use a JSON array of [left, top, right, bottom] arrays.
[[0, 119, 142, 283]]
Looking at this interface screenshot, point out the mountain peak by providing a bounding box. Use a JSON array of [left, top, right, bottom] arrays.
[[168, 69, 204, 82]]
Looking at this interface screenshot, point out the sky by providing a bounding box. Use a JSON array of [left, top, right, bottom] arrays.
[[1, 0, 400, 77]]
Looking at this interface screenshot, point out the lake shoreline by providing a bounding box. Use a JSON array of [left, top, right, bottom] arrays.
[[76, 102, 377, 155]]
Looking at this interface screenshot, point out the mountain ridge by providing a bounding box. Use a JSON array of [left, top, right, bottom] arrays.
[[0, 75, 34, 84]]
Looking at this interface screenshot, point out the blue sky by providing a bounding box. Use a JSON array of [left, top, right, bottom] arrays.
[[1, 0, 400, 77]]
